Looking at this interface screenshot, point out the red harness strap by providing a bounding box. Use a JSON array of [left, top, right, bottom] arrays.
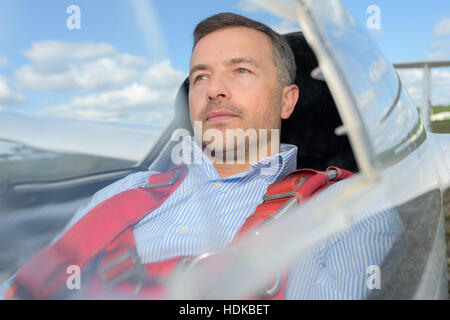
[[234, 166, 353, 240], [7, 166, 352, 300], [232, 166, 353, 300], [9, 164, 189, 300]]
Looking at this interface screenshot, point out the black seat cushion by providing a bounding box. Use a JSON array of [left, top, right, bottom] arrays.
[[281, 32, 357, 172]]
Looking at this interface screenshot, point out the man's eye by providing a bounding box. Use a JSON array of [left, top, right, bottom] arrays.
[[236, 68, 248, 74], [194, 75, 207, 83]]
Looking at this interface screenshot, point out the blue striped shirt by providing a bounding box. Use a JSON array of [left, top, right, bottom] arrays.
[[1, 138, 404, 299]]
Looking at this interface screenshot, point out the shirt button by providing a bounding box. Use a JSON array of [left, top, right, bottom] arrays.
[[213, 181, 221, 189], [178, 225, 188, 234]]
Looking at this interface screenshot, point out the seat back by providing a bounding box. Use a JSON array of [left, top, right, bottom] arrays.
[[281, 32, 357, 172]]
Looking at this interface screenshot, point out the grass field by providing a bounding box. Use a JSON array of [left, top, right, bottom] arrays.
[[430, 105, 450, 134], [432, 105, 450, 115], [431, 119, 450, 133]]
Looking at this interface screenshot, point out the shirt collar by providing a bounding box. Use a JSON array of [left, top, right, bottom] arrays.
[[183, 136, 298, 183]]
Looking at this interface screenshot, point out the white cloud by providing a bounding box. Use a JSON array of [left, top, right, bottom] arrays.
[[0, 76, 25, 105], [397, 68, 450, 106], [369, 56, 388, 83], [397, 69, 423, 88], [0, 56, 9, 68], [433, 88, 450, 105], [117, 53, 149, 68], [428, 18, 450, 60], [435, 17, 450, 37], [432, 68, 450, 87], [37, 60, 186, 123], [357, 88, 377, 109], [62, 83, 160, 111], [429, 39, 450, 50], [13, 41, 149, 91], [141, 60, 186, 89], [426, 50, 450, 61], [403, 86, 422, 105], [10, 41, 187, 123], [14, 57, 141, 91], [22, 41, 116, 65]]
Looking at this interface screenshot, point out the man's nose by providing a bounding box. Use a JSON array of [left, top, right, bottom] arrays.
[[206, 75, 231, 101]]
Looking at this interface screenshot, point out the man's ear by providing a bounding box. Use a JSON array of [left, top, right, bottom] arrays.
[[280, 84, 299, 120]]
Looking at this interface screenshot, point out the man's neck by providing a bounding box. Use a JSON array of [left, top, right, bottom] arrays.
[[209, 140, 281, 178], [213, 162, 252, 178]]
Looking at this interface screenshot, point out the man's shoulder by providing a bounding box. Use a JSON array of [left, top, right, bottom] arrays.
[[55, 170, 160, 239], [85, 169, 161, 211], [97, 170, 158, 197]]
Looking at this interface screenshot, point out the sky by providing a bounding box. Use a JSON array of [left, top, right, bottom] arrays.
[[0, 0, 449, 128]]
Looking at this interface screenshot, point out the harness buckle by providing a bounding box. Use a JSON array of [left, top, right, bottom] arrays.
[[177, 250, 283, 299], [261, 272, 283, 298], [263, 177, 307, 201], [182, 251, 222, 274]]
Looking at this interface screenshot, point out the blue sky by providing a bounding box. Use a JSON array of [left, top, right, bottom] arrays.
[[1, 0, 448, 68], [0, 0, 449, 126], [342, 0, 450, 62]]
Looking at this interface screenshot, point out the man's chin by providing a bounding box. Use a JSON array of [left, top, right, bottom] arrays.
[[203, 118, 242, 130], [201, 145, 250, 164]]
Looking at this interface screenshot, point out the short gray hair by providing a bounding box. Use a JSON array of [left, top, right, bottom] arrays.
[[193, 12, 297, 88]]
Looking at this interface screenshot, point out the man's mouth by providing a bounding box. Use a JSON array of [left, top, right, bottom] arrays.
[[205, 110, 240, 123]]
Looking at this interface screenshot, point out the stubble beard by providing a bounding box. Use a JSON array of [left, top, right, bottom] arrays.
[[197, 91, 283, 165]]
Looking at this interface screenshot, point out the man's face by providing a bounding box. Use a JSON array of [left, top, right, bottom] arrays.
[[188, 27, 288, 157]]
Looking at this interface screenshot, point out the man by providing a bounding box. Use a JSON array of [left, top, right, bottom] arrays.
[[188, 13, 298, 178], [1, 13, 403, 300]]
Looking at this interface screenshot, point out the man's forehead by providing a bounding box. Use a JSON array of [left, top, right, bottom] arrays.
[[189, 27, 274, 69]]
